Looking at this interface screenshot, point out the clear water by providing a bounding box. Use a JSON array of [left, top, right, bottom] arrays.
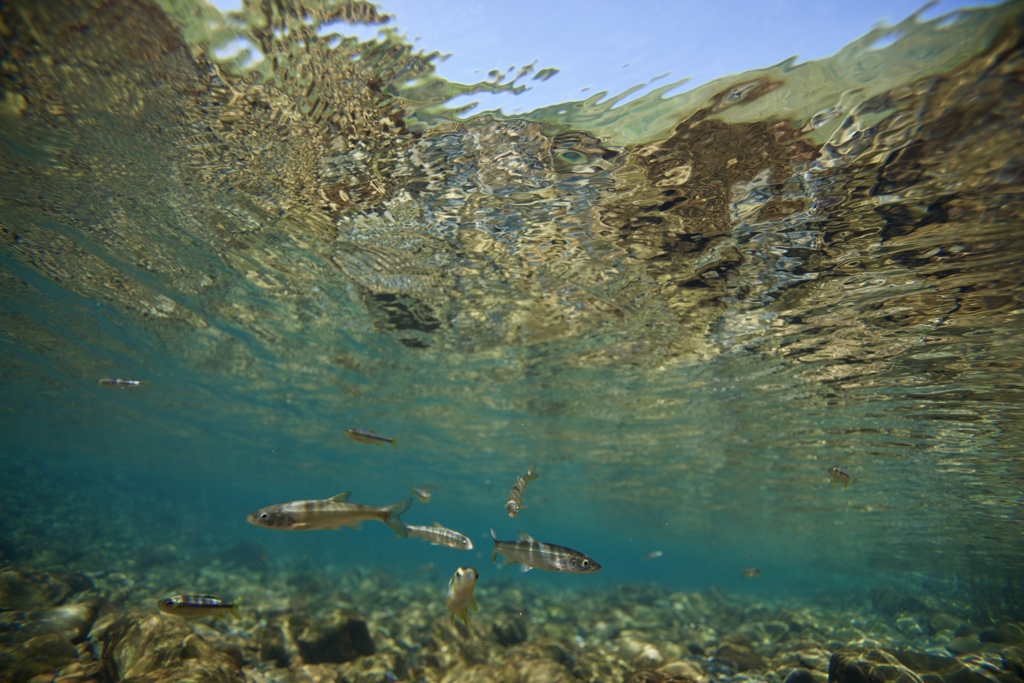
[[2, 0, 1023, 668]]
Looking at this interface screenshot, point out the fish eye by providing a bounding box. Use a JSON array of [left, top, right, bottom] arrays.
[[582, 559, 590, 568], [259, 512, 269, 520]]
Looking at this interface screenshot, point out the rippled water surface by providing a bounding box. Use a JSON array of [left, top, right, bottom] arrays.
[[2, 0, 1024, 644]]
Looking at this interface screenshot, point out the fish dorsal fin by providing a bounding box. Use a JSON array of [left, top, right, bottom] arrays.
[[329, 492, 352, 503], [432, 521, 443, 527], [516, 531, 535, 542]]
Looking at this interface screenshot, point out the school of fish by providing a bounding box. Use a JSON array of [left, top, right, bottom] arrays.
[[139, 413, 853, 624]]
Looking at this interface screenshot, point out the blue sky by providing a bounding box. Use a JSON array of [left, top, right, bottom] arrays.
[[207, 0, 994, 114]]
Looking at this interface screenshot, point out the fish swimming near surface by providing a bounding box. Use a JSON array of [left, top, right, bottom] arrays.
[[490, 529, 601, 573], [406, 522, 474, 550], [642, 550, 664, 562], [411, 486, 432, 503], [345, 428, 397, 448], [246, 492, 413, 538], [828, 466, 851, 489], [741, 567, 762, 578], [505, 464, 539, 517], [445, 566, 478, 626], [157, 594, 239, 619], [98, 378, 147, 388]]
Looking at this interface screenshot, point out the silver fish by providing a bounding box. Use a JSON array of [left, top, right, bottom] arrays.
[[246, 492, 412, 537], [445, 566, 478, 626], [157, 594, 239, 619], [406, 522, 473, 550], [828, 466, 851, 489], [505, 463, 538, 517], [345, 428, 397, 448], [98, 378, 147, 388], [490, 529, 601, 573]]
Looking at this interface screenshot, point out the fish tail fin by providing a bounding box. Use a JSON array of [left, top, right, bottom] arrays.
[[392, 437, 398, 449], [385, 497, 413, 538], [490, 528, 499, 565], [458, 608, 469, 625], [229, 600, 241, 620], [449, 612, 455, 626], [527, 463, 538, 480], [470, 596, 478, 612]]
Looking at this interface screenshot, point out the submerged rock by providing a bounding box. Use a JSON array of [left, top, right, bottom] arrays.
[[658, 659, 707, 683], [928, 613, 963, 635], [0, 601, 104, 643], [0, 568, 92, 611], [828, 650, 924, 683], [491, 612, 529, 646], [784, 668, 818, 683], [437, 661, 517, 683], [714, 642, 766, 671], [946, 633, 983, 655], [89, 611, 241, 682], [980, 623, 1024, 644], [289, 610, 375, 664], [335, 652, 405, 683], [0, 599, 105, 683], [288, 663, 342, 683], [893, 648, 1023, 683]]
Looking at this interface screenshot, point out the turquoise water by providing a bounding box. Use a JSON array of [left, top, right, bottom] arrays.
[[2, 1, 1024, 681]]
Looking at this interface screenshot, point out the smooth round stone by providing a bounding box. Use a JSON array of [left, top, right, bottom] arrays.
[[928, 613, 962, 634], [980, 622, 1024, 644], [784, 667, 817, 683], [945, 633, 982, 655]]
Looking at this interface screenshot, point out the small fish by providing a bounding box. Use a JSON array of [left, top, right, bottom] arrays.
[[741, 567, 761, 578], [246, 492, 413, 537], [157, 594, 239, 619], [98, 378, 147, 388], [407, 522, 474, 550], [411, 486, 432, 503], [828, 466, 851, 489], [642, 550, 663, 562], [445, 566, 479, 626], [491, 529, 601, 573], [345, 428, 397, 448], [505, 464, 539, 517]]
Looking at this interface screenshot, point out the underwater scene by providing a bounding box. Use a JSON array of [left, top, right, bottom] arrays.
[[2, 0, 1024, 681]]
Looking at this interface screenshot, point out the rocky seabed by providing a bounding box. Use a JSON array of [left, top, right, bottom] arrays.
[[2, 566, 1022, 683]]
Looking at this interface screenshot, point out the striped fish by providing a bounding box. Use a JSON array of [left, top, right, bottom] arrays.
[[157, 595, 239, 619], [246, 492, 413, 537], [406, 522, 473, 550], [505, 463, 539, 517], [490, 529, 601, 573]]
